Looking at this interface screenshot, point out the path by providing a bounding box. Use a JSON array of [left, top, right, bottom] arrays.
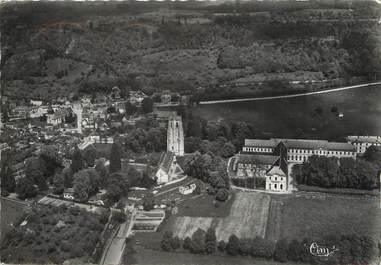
[[199, 81, 381, 105], [100, 209, 137, 265]]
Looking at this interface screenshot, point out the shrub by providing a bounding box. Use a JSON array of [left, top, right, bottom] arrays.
[[239, 239, 252, 256], [215, 188, 229, 202]]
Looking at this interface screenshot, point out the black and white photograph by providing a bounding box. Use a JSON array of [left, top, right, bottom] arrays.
[[0, 0, 381, 264]]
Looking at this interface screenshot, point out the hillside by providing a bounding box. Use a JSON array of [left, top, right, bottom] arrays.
[[1, 1, 381, 100]]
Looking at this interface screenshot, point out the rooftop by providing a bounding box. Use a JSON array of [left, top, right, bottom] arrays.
[[237, 154, 279, 166], [347, 135, 381, 144]]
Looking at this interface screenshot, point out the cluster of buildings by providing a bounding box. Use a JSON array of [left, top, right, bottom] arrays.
[[233, 136, 379, 192]]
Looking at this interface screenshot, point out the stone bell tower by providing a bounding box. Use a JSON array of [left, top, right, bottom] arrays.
[[73, 102, 83, 134], [167, 115, 184, 156]]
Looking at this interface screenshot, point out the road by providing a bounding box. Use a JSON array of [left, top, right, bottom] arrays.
[[199, 81, 381, 105], [99, 209, 137, 265]]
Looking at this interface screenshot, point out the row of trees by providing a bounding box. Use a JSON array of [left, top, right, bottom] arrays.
[[161, 228, 378, 265], [292, 156, 379, 190]]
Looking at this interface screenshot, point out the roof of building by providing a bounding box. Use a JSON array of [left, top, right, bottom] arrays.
[[245, 138, 356, 152], [347, 136, 381, 144], [244, 139, 277, 148], [64, 188, 74, 194], [237, 154, 279, 165], [266, 165, 287, 176], [158, 151, 175, 173]]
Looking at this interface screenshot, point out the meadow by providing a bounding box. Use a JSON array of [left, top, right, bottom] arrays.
[[0, 198, 29, 242], [277, 193, 381, 242]]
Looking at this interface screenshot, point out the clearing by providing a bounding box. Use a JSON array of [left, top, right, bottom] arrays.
[[172, 192, 270, 241]]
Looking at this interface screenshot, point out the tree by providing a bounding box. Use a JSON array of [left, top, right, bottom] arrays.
[[25, 157, 47, 191], [221, 142, 236, 158], [218, 240, 226, 252], [170, 236, 181, 250], [109, 142, 122, 173], [226, 235, 240, 256], [190, 228, 206, 254], [183, 237, 192, 250], [71, 148, 83, 175], [205, 228, 217, 254], [125, 101, 137, 116], [16, 177, 37, 199], [0, 157, 15, 193], [161, 231, 173, 251], [239, 239, 252, 256], [95, 160, 108, 188], [142, 192, 155, 211], [363, 145, 381, 169], [215, 188, 229, 202], [106, 172, 129, 203], [83, 146, 96, 167], [112, 211, 126, 223], [53, 171, 65, 195], [142, 97, 153, 113], [73, 170, 90, 202]]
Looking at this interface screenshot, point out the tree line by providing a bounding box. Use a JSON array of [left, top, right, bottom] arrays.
[[161, 228, 378, 265]]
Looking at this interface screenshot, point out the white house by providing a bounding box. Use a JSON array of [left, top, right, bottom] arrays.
[[63, 188, 75, 200]]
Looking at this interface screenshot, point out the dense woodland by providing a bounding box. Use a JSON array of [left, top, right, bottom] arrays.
[[1, 1, 381, 100]]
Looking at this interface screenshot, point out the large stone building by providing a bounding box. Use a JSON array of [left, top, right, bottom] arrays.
[[167, 115, 184, 156], [346, 136, 381, 154], [233, 138, 357, 192], [243, 138, 356, 163]]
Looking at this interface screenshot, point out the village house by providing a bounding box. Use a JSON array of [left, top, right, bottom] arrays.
[[129, 91, 147, 105], [63, 188, 75, 200]]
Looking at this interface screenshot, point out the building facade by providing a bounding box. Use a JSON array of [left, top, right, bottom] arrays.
[[243, 138, 356, 164], [155, 151, 184, 184], [347, 136, 381, 154]]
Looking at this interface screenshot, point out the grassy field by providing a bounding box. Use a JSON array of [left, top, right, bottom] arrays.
[[172, 192, 270, 241], [276, 193, 381, 242], [0, 198, 29, 243]]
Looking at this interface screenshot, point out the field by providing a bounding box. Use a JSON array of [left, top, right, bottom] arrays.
[[172, 193, 270, 241], [277, 194, 381, 242]]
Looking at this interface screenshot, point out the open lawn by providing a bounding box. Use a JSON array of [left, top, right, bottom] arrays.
[[172, 192, 270, 241], [277, 193, 381, 242]]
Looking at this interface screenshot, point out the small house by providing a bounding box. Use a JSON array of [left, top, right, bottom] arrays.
[[63, 188, 75, 200]]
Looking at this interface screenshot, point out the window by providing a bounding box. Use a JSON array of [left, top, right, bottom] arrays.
[[268, 183, 271, 190], [274, 184, 277, 189], [280, 184, 283, 190], [275, 177, 277, 181], [280, 177, 283, 181]]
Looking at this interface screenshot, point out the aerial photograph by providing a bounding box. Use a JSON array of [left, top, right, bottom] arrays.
[[0, 0, 380, 264]]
